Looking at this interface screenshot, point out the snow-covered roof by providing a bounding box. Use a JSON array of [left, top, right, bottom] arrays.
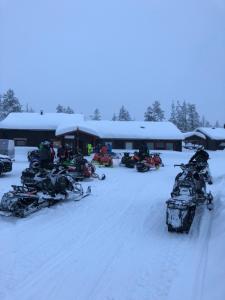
[[56, 121, 183, 140], [196, 127, 225, 140], [183, 131, 206, 139], [0, 112, 84, 130]]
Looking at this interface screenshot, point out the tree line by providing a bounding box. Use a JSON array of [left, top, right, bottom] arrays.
[[0, 89, 221, 132]]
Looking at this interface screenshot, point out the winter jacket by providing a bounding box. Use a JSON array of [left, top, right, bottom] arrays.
[[39, 145, 51, 161], [189, 149, 209, 163]]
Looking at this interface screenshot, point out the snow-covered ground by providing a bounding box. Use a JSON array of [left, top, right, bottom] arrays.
[[0, 148, 225, 300]]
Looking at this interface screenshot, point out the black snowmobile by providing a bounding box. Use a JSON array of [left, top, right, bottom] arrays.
[[1, 166, 91, 217], [166, 163, 213, 233], [120, 152, 139, 168], [136, 160, 150, 172], [0, 155, 12, 175]]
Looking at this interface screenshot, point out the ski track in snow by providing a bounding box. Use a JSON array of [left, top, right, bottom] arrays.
[[0, 149, 225, 300]]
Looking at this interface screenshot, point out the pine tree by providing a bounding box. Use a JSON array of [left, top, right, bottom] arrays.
[[169, 102, 177, 126], [144, 106, 155, 121], [200, 116, 211, 128], [214, 120, 220, 128], [56, 104, 74, 114], [200, 116, 206, 127], [65, 106, 74, 114], [91, 108, 101, 120], [205, 120, 211, 127], [118, 105, 131, 121], [56, 105, 65, 113], [187, 103, 200, 131], [175, 101, 188, 132], [152, 101, 165, 121], [25, 104, 34, 112], [1, 89, 22, 120], [112, 113, 117, 121], [144, 101, 164, 121]]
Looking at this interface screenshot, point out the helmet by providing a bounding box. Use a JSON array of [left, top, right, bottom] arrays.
[[197, 145, 204, 151]]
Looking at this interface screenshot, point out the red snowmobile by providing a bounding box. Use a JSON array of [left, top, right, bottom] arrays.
[[92, 153, 113, 167], [67, 160, 106, 181], [136, 153, 163, 172], [120, 152, 140, 168]]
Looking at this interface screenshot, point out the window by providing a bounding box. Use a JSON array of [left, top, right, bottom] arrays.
[[125, 142, 133, 150], [14, 138, 27, 146], [166, 143, 173, 150], [147, 142, 154, 150], [155, 142, 164, 150]]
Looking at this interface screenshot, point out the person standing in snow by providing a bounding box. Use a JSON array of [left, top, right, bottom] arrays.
[[107, 143, 112, 154], [49, 142, 55, 163], [39, 141, 52, 169], [138, 142, 149, 160], [100, 144, 108, 154], [87, 143, 93, 156], [57, 144, 67, 162]]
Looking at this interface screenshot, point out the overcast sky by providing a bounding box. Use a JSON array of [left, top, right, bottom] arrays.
[[0, 0, 225, 123]]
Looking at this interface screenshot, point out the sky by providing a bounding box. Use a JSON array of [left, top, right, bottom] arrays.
[[0, 0, 225, 123]]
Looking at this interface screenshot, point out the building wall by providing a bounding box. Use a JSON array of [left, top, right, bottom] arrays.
[[0, 128, 183, 152], [102, 139, 182, 151], [184, 135, 206, 147], [59, 131, 183, 152], [205, 138, 225, 151], [0, 129, 57, 146], [60, 130, 98, 155]]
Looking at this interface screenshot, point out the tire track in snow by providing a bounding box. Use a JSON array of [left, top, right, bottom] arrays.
[[5, 167, 172, 300], [192, 209, 213, 300], [4, 170, 148, 300]]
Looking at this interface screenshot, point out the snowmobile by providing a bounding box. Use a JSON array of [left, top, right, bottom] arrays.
[[64, 154, 106, 181], [92, 153, 113, 167], [120, 152, 139, 168], [1, 168, 91, 218], [151, 152, 164, 167], [136, 160, 150, 172], [136, 153, 163, 172], [0, 155, 12, 175], [166, 163, 213, 233]]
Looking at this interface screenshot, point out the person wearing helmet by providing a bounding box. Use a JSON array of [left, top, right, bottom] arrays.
[[189, 146, 213, 185], [189, 146, 209, 164]]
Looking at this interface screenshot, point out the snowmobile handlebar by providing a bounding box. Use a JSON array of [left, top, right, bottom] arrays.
[[174, 163, 197, 169]]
